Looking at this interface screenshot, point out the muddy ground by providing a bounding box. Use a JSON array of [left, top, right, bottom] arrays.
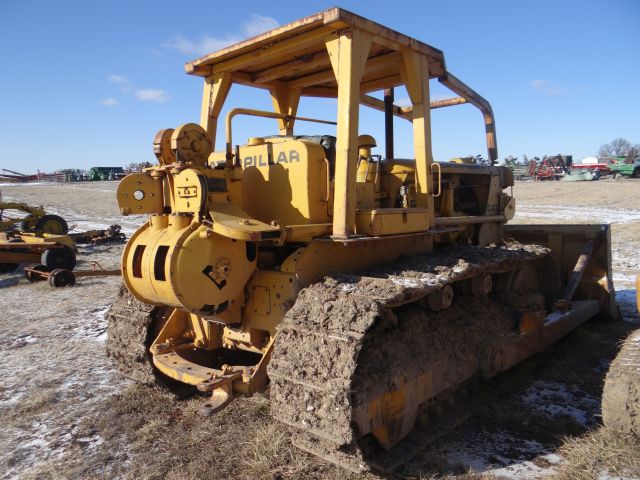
[[0, 178, 638, 479]]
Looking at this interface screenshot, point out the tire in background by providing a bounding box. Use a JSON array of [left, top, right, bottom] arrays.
[[41, 245, 76, 270], [34, 214, 69, 234]]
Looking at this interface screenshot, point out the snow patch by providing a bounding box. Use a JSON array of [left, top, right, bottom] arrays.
[[0, 333, 38, 348], [516, 205, 640, 224], [391, 278, 419, 288], [3, 419, 105, 479], [339, 283, 357, 292], [613, 272, 638, 285], [597, 470, 638, 480], [489, 460, 557, 479], [521, 381, 600, 426], [444, 431, 561, 479], [73, 305, 110, 342], [616, 289, 639, 324]]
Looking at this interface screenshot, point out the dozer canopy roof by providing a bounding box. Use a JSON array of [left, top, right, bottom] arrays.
[[184, 7, 499, 237], [183, 7, 492, 125], [185, 7, 446, 84]]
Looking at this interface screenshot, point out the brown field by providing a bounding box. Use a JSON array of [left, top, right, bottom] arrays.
[[0, 178, 638, 479]]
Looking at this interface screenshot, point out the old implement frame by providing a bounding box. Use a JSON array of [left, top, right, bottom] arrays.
[[0, 233, 76, 272], [25, 260, 121, 287]]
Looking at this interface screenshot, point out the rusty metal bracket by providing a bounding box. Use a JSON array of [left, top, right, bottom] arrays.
[[554, 239, 595, 311]]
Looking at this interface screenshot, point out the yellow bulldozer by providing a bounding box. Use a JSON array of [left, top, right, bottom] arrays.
[[107, 8, 617, 471]]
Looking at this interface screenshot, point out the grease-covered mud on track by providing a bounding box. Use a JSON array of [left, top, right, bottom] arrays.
[[0, 179, 638, 479]]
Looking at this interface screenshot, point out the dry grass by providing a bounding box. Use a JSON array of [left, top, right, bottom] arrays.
[[7, 387, 59, 417], [552, 427, 640, 480], [242, 422, 328, 479], [66, 386, 340, 480], [13, 299, 639, 480]]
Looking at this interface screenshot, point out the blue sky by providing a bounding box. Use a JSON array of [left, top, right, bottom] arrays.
[[0, 0, 638, 172]]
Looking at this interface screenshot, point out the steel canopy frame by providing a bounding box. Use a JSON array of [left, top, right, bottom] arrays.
[[187, 7, 498, 237]]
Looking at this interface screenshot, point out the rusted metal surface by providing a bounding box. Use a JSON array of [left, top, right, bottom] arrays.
[[24, 265, 75, 287], [526, 155, 570, 180], [74, 261, 121, 277], [360, 94, 409, 119], [71, 224, 126, 245], [360, 94, 468, 120], [504, 224, 617, 320], [559, 240, 595, 303], [430, 97, 468, 109]]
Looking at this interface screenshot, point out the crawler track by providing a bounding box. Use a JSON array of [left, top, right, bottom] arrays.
[[602, 329, 640, 436], [106, 285, 172, 385], [268, 243, 556, 472]]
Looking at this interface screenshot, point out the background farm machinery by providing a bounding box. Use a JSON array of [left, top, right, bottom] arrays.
[[0, 194, 69, 234], [505, 154, 571, 180], [607, 156, 640, 178], [0, 190, 125, 279]]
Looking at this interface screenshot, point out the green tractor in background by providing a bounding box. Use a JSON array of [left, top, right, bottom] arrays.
[[608, 157, 640, 179]]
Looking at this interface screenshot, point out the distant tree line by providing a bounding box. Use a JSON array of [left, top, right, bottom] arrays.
[[126, 161, 153, 172], [598, 138, 640, 159]]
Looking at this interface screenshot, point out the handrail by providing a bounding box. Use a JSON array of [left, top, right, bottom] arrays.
[[225, 108, 336, 166], [438, 72, 498, 164], [321, 158, 331, 203], [431, 162, 442, 197]]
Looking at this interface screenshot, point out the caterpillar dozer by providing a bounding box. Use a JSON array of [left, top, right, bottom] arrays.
[[107, 8, 617, 471]]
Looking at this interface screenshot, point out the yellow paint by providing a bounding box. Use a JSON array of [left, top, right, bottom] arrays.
[[399, 50, 434, 218], [7, 232, 76, 250], [269, 85, 301, 135], [281, 234, 434, 287], [117, 173, 163, 215], [355, 208, 429, 237], [636, 275, 639, 315], [0, 202, 47, 232], [325, 29, 372, 237], [122, 216, 255, 319], [240, 139, 331, 226], [354, 371, 432, 448], [200, 71, 232, 146]]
